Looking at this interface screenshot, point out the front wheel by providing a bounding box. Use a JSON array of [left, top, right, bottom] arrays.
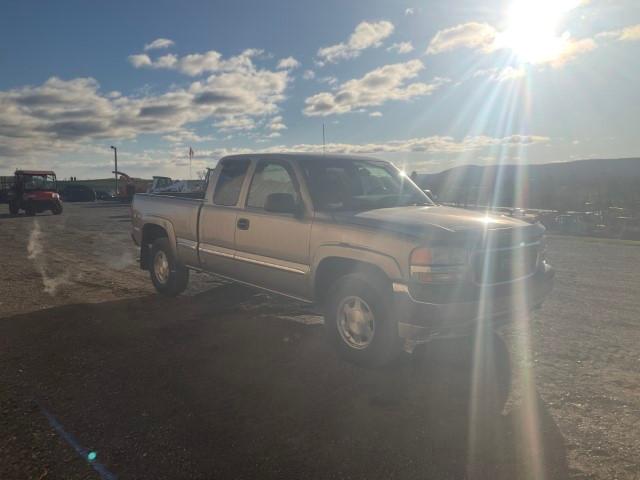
[[324, 273, 400, 367], [51, 201, 63, 215], [149, 238, 189, 296], [25, 202, 36, 216]]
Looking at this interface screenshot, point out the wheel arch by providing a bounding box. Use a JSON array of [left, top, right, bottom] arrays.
[[140, 218, 177, 270], [312, 246, 401, 306]]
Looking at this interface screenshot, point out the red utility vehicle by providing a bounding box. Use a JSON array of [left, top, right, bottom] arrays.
[[0, 170, 63, 216]]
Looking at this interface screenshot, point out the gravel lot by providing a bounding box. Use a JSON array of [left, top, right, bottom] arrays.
[[1, 203, 639, 479]]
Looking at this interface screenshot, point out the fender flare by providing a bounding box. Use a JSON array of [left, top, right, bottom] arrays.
[[311, 244, 403, 292], [141, 215, 178, 257]]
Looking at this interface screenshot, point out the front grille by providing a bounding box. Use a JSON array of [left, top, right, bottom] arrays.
[[473, 243, 539, 284]]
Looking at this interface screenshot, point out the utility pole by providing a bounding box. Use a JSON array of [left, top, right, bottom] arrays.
[[110, 146, 118, 195], [188, 147, 194, 180], [322, 123, 326, 154]]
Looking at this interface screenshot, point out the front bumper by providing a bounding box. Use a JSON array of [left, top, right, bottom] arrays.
[[394, 262, 554, 349]]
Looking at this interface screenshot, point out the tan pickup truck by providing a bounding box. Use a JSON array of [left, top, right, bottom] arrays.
[[131, 153, 554, 366]]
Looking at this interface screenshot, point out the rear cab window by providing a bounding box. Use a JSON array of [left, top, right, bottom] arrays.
[[213, 159, 250, 206]]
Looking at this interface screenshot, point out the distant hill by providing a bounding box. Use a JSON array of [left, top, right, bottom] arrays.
[[415, 157, 640, 212]]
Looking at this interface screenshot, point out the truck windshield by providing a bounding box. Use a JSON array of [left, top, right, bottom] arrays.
[[302, 159, 433, 212], [21, 174, 56, 191]]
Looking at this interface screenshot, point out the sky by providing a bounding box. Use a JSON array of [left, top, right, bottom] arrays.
[[1, 0, 639, 179]]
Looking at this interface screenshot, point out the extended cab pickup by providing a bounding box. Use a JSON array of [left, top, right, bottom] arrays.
[[131, 153, 554, 366]]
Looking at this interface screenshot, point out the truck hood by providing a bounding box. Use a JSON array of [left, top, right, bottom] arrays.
[[333, 205, 544, 245]]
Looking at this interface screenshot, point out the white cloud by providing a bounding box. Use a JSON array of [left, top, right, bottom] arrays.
[[369, 111, 383, 117], [154, 54, 178, 68], [319, 76, 338, 86], [546, 38, 596, 67], [290, 134, 548, 154], [277, 56, 300, 70], [165, 134, 548, 163], [190, 68, 289, 118], [317, 20, 394, 64], [179, 51, 228, 76], [616, 24, 640, 41], [474, 66, 526, 82], [387, 41, 414, 54], [162, 130, 213, 144], [302, 69, 316, 80], [303, 60, 449, 116], [426, 22, 498, 55], [0, 77, 126, 157], [130, 48, 264, 76], [213, 116, 256, 131], [128, 54, 152, 68], [267, 115, 287, 131], [405, 8, 415, 16], [0, 57, 292, 157], [596, 24, 640, 42], [427, 20, 596, 67], [144, 38, 175, 51]]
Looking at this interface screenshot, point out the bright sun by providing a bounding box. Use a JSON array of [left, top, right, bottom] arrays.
[[499, 0, 581, 64]]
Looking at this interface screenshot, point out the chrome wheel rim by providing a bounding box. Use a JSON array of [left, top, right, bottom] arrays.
[[154, 250, 170, 284], [337, 296, 375, 349]]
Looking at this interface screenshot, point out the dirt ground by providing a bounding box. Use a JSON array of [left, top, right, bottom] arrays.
[[1, 202, 639, 479]]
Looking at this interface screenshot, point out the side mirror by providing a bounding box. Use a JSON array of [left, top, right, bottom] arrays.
[[264, 192, 300, 215]]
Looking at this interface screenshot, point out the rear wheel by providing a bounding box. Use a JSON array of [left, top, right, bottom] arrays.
[[149, 237, 189, 296], [324, 273, 400, 367], [8, 201, 19, 215]]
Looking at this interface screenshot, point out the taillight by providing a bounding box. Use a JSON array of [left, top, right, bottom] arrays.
[[409, 246, 468, 284]]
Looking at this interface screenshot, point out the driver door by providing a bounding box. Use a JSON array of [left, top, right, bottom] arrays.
[[233, 159, 312, 300]]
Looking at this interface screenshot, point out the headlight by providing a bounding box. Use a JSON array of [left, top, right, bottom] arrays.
[[52, 193, 60, 199], [409, 246, 468, 284]]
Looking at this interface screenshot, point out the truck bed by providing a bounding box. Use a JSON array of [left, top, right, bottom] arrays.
[[133, 193, 203, 245]]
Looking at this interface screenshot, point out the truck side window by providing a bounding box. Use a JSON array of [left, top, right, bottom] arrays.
[[247, 162, 297, 210], [213, 159, 250, 206]]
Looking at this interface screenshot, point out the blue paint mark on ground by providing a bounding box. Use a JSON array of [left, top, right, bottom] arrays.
[[38, 403, 118, 480]]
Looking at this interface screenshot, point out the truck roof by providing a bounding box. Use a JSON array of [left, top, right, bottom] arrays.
[[218, 153, 383, 163], [15, 170, 56, 176]]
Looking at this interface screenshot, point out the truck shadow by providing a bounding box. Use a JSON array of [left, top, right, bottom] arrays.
[[1, 284, 567, 480]]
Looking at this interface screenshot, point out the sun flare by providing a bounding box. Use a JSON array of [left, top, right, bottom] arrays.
[[499, 0, 581, 64]]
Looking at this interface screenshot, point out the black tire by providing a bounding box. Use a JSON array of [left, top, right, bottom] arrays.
[[149, 237, 189, 296], [9, 201, 19, 215], [51, 201, 63, 215], [324, 272, 400, 367], [25, 202, 36, 216]]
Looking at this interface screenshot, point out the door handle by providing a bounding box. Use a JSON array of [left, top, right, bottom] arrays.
[[237, 218, 250, 230]]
